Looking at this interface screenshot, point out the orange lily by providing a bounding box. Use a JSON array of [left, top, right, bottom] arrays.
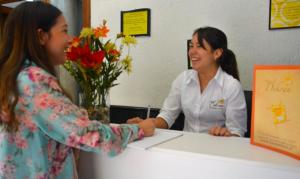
[[94, 25, 110, 38]]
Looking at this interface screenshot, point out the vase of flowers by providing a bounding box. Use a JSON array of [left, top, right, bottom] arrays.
[[64, 20, 136, 124]]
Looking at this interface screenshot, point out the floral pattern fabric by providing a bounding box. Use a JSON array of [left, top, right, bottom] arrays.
[[0, 61, 143, 179]]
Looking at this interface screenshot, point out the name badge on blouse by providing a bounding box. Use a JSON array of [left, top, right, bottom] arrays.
[[210, 99, 225, 109]]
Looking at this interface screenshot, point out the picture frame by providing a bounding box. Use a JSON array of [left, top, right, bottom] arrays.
[[269, 0, 300, 30], [121, 8, 151, 36]]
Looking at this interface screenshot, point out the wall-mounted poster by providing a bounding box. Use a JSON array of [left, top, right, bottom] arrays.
[[251, 65, 300, 160], [269, 0, 300, 29], [121, 8, 150, 36]]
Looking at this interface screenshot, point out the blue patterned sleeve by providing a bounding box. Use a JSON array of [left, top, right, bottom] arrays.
[[17, 66, 144, 156]]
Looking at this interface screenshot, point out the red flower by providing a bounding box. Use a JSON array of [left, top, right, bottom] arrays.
[[91, 51, 105, 64], [66, 46, 80, 61], [67, 43, 105, 68], [78, 44, 91, 57], [80, 57, 93, 68], [80, 44, 105, 68]]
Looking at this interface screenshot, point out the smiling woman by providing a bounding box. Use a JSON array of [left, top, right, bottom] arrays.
[[0, 1, 154, 178], [128, 27, 247, 137]]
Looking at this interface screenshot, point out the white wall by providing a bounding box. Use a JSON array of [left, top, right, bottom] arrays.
[[91, 0, 300, 108]]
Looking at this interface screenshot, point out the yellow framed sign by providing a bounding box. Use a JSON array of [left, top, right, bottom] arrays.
[[121, 8, 151, 36], [269, 0, 300, 29], [251, 65, 300, 160]]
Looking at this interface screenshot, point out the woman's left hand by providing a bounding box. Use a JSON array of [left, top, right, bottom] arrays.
[[208, 126, 239, 137]]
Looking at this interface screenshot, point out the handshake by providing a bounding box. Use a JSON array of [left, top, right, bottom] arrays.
[[127, 117, 156, 137]]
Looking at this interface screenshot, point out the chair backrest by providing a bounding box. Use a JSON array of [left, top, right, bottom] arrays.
[[243, 90, 252, 138]]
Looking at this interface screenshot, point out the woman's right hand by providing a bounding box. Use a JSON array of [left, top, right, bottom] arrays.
[[138, 119, 155, 137]]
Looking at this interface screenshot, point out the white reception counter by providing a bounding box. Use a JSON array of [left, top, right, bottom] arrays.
[[78, 129, 300, 179]]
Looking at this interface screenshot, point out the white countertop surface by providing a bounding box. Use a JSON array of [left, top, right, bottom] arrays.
[[149, 130, 300, 172], [78, 129, 300, 179]]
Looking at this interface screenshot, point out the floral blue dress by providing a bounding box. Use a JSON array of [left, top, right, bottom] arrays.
[[0, 61, 144, 179]]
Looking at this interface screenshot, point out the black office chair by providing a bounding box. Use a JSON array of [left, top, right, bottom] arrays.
[[244, 90, 252, 138]]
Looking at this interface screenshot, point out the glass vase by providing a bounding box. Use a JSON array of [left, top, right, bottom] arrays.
[[79, 91, 110, 124]]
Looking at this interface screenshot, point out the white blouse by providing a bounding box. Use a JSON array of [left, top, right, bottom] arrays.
[[157, 67, 247, 136]]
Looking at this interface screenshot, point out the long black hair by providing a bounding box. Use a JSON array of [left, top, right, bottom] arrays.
[[193, 27, 240, 81]]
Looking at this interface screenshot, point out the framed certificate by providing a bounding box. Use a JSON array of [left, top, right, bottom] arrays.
[[121, 8, 151, 36], [251, 65, 300, 160], [269, 0, 300, 30]]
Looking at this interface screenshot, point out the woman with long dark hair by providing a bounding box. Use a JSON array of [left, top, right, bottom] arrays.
[[0, 2, 154, 178], [128, 27, 247, 137]]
